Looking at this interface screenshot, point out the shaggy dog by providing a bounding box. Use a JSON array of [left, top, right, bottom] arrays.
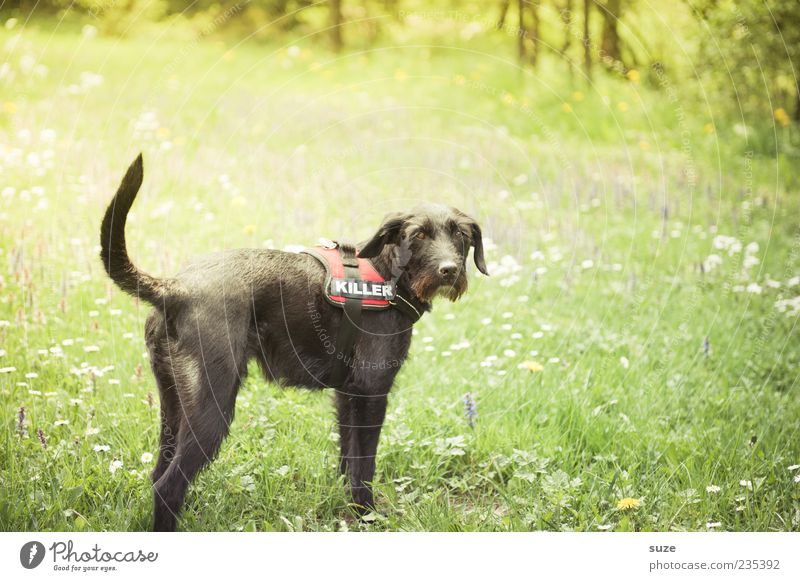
[[100, 155, 487, 531]]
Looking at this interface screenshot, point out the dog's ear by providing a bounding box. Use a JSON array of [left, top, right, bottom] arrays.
[[358, 212, 407, 258], [469, 221, 489, 275]]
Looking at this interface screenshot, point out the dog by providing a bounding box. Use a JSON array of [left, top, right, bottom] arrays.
[[100, 154, 487, 531]]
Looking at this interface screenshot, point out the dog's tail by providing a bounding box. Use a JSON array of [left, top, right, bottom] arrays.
[[100, 154, 167, 306]]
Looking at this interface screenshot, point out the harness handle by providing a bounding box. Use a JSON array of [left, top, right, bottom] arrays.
[[328, 242, 362, 387]]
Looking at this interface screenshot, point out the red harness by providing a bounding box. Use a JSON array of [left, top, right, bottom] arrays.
[[301, 240, 425, 387], [302, 243, 394, 309]]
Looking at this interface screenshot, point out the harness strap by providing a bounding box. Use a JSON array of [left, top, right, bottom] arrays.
[[329, 242, 362, 387], [392, 291, 425, 322]]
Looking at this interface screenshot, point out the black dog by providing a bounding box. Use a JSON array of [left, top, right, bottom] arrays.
[[100, 155, 487, 531]]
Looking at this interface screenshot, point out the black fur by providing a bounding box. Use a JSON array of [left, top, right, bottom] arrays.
[[100, 155, 487, 531]]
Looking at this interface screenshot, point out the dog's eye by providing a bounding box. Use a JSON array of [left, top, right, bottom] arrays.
[[415, 231, 427, 240]]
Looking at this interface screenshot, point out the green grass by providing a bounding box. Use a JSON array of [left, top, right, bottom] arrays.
[[1, 23, 799, 532]]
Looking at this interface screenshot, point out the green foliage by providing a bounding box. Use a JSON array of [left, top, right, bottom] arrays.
[[0, 17, 798, 532]]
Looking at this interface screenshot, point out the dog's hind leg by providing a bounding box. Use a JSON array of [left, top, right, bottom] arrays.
[[149, 361, 182, 485], [151, 308, 249, 531], [151, 355, 244, 531], [145, 314, 182, 485]]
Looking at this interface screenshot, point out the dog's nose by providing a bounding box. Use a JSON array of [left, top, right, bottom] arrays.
[[439, 262, 457, 278]]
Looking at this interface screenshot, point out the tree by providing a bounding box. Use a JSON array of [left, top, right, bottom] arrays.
[[330, 0, 343, 52], [600, 0, 623, 67], [583, 0, 592, 80]]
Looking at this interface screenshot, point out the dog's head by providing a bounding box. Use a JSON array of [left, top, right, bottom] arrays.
[[358, 204, 488, 302]]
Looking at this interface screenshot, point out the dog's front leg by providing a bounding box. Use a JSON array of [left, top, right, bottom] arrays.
[[335, 391, 355, 476], [348, 393, 388, 512]]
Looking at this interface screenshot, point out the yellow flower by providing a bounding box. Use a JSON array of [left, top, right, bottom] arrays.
[[523, 361, 544, 373], [243, 224, 256, 236], [617, 497, 641, 510], [469, 70, 481, 81], [502, 93, 516, 106], [774, 107, 790, 127], [626, 69, 640, 83], [3, 101, 16, 113], [638, 140, 650, 151], [394, 69, 408, 82], [572, 90, 584, 102], [156, 127, 170, 140], [223, 50, 234, 61], [704, 123, 715, 134], [617, 101, 629, 113], [561, 102, 573, 113], [453, 74, 466, 86]]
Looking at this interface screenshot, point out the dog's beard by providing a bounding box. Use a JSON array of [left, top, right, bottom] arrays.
[[411, 271, 468, 303]]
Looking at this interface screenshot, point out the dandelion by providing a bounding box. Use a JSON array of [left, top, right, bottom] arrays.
[[36, 427, 47, 449], [706, 521, 721, 529], [616, 497, 641, 510], [93, 444, 110, 452], [788, 464, 799, 471], [626, 69, 640, 82], [794, 474, 800, 483], [597, 524, 612, 531], [109, 460, 123, 474], [0, 366, 17, 374], [774, 108, 790, 127], [706, 484, 721, 493], [620, 356, 630, 369], [53, 419, 69, 427], [462, 393, 477, 428], [141, 452, 154, 464], [520, 361, 544, 372], [739, 480, 753, 490]]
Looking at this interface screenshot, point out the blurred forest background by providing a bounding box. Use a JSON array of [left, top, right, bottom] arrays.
[[3, 0, 800, 151]]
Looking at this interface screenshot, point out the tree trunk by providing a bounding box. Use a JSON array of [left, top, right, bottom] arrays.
[[517, 0, 526, 62], [600, 0, 623, 65], [583, 0, 592, 80], [529, 1, 541, 68], [561, 0, 573, 77], [497, 0, 511, 30], [330, 0, 343, 52]]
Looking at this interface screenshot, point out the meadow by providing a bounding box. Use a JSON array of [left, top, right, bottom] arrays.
[[1, 20, 799, 532]]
